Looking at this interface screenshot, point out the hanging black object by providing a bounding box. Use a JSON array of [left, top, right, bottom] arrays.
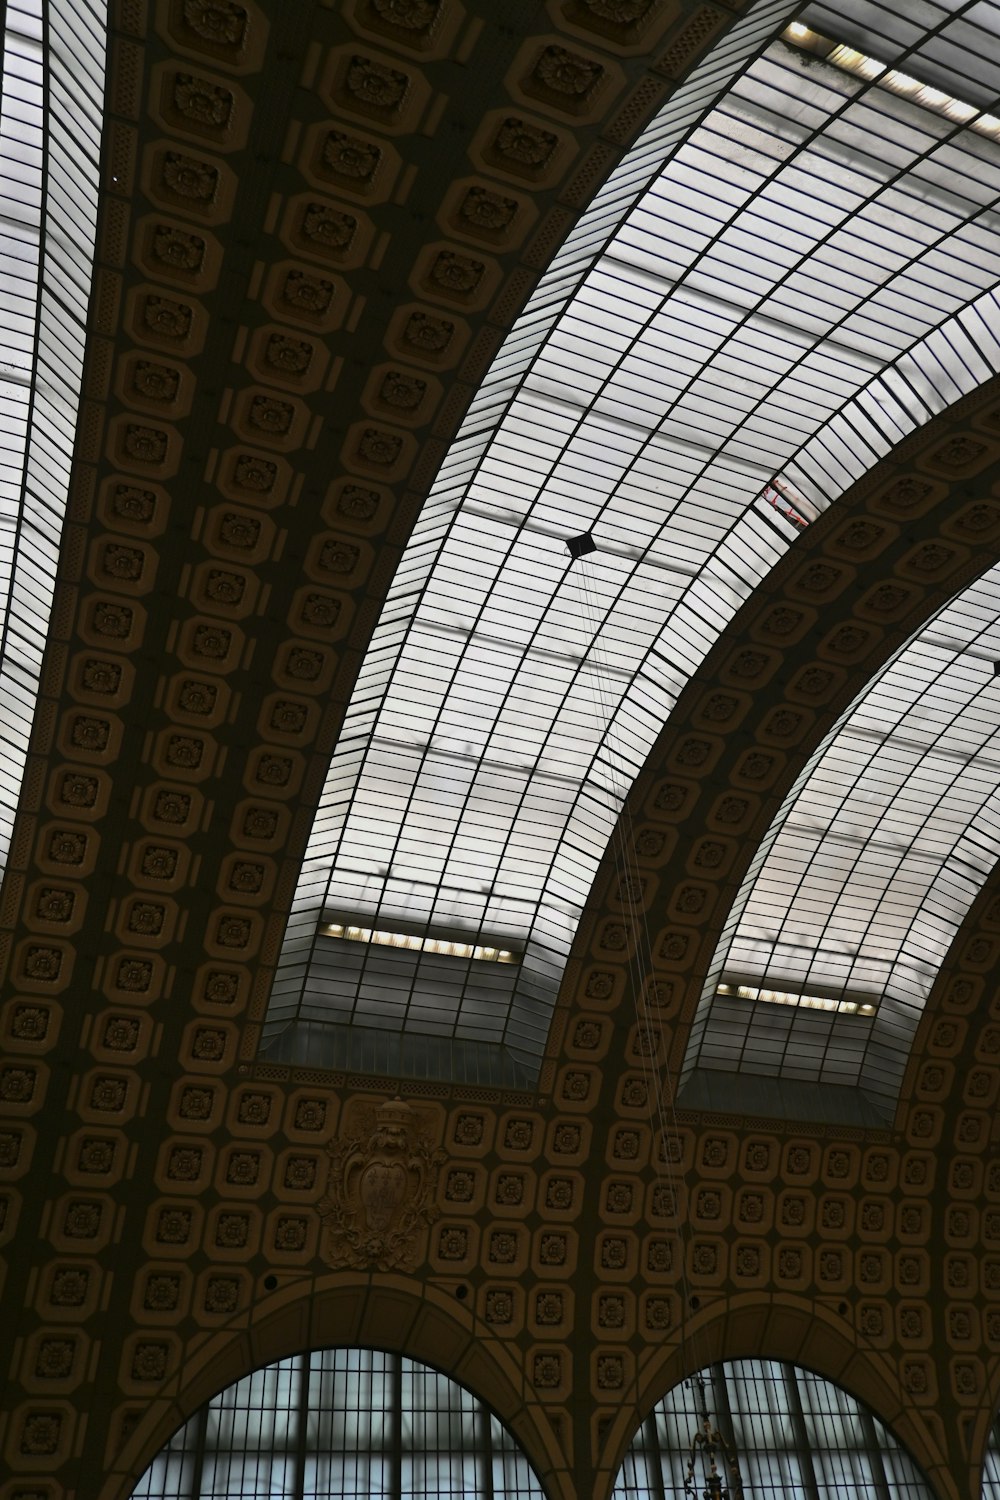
[[566, 532, 597, 560], [683, 1374, 744, 1500]]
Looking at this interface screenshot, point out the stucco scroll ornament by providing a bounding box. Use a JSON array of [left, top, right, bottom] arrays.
[[320, 1098, 445, 1271]]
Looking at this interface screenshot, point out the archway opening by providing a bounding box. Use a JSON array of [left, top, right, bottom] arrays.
[[131, 1346, 547, 1500], [614, 1358, 935, 1498]]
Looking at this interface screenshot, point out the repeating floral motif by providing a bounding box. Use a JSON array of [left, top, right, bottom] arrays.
[[5, 2, 1000, 1495]]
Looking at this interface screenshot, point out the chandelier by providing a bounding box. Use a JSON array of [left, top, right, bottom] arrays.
[[683, 1374, 744, 1500]]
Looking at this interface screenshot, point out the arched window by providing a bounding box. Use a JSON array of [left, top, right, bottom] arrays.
[[132, 1347, 545, 1499], [614, 1359, 933, 1498]]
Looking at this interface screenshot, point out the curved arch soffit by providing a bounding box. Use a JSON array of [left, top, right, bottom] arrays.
[[692, 553, 1000, 1115], [105, 1276, 567, 1500], [897, 851, 1000, 1096], [273, 0, 1000, 1087], [610, 1351, 938, 1500], [595, 1295, 952, 1500]]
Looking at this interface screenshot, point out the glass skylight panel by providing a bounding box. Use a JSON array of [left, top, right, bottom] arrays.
[[697, 564, 1000, 1106], [272, 0, 1000, 1077], [0, 0, 105, 876]]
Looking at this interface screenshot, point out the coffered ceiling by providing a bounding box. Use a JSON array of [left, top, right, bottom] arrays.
[[4, 2, 1000, 1499]]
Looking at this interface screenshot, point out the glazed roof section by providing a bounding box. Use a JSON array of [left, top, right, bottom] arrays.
[[691, 564, 1000, 1112], [0, 0, 105, 870], [271, 0, 1000, 1083]]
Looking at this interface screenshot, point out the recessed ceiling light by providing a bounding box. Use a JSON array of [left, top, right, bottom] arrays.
[[786, 25, 997, 143], [718, 981, 878, 1015], [324, 922, 517, 963]]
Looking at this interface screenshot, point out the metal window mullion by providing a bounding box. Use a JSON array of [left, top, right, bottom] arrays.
[[477, 1402, 494, 1500], [189, 1401, 210, 1500], [783, 1364, 821, 1500], [644, 1411, 668, 1500], [293, 1354, 311, 1500], [858, 1396, 893, 1500], [0, 2, 8, 124], [391, 1351, 403, 1500]]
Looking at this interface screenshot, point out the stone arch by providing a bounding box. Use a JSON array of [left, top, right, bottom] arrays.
[[593, 1293, 954, 1500], [101, 1273, 571, 1500], [897, 869, 1000, 1126]]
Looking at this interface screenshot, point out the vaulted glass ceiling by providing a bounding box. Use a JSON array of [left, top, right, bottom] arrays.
[[0, 0, 105, 871], [690, 563, 1000, 1112], [271, 0, 1000, 1082]]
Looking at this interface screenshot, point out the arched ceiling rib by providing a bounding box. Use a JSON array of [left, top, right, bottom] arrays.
[[0, 0, 105, 868], [691, 562, 1000, 1111], [272, 0, 1000, 1081]]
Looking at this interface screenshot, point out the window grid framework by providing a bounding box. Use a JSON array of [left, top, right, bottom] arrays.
[[272, 0, 1000, 1087], [131, 1348, 546, 1500], [612, 1359, 932, 1500], [0, 0, 105, 877]]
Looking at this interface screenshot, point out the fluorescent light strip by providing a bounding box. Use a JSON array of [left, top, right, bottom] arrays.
[[324, 924, 517, 963], [718, 982, 877, 1016], [783, 23, 1000, 139]]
